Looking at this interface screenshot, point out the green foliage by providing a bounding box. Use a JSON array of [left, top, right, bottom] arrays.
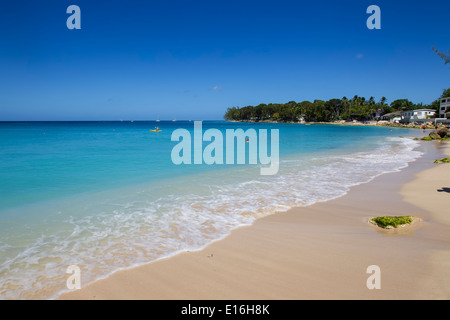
[[372, 216, 413, 228], [224, 91, 449, 122], [441, 89, 450, 98], [389, 99, 415, 111], [434, 158, 450, 164], [429, 88, 450, 111], [432, 46, 450, 66]]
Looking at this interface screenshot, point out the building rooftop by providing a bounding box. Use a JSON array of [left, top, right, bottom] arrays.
[[402, 109, 435, 112], [382, 111, 402, 117]]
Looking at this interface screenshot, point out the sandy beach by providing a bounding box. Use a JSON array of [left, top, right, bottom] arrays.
[[59, 140, 450, 300]]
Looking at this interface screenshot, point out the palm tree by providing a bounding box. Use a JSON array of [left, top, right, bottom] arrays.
[[432, 46, 450, 67], [360, 97, 366, 105], [352, 95, 360, 108], [341, 96, 349, 111]]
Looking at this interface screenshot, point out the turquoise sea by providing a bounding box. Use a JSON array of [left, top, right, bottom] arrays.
[[0, 121, 423, 299]]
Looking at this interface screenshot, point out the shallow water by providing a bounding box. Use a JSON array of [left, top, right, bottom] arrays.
[[0, 121, 422, 299]]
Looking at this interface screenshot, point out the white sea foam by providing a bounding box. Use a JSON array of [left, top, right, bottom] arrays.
[[0, 137, 422, 299]]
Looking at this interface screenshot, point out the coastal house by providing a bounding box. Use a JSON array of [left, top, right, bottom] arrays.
[[401, 109, 436, 122], [371, 109, 385, 120], [381, 111, 402, 123], [439, 97, 450, 119]]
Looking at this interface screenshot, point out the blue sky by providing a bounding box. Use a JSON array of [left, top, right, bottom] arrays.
[[0, 0, 449, 120]]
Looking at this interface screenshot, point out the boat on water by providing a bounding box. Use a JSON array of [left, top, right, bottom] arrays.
[[150, 127, 162, 132]]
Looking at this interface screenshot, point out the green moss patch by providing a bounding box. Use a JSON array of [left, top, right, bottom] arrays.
[[434, 158, 450, 164], [371, 216, 413, 228], [421, 135, 450, 141]]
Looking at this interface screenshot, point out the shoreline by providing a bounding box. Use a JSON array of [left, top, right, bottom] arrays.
[[228, 119, 449, 130], [58, 140, 450, 300]]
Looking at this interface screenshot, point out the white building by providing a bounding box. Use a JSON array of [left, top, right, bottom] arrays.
[[401, 109, 436, 121], [439, 97, 450, 118]]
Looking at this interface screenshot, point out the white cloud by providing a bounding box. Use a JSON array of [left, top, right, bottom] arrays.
[[210, 85, 223, 91], [356, 53, 364, 59]]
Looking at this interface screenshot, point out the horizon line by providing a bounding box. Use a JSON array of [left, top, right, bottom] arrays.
[[0, 119, 227, 123]]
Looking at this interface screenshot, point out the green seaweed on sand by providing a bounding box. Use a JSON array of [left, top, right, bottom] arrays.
[[434, 158, 450, 164], [371, 216, 413, 228]]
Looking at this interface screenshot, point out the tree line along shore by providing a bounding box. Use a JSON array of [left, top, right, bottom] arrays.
[[224, 89, 450, 125]]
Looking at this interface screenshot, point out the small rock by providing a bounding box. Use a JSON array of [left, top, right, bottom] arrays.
[[436, 127, 449, 138], [429, 132, 441, 140]]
